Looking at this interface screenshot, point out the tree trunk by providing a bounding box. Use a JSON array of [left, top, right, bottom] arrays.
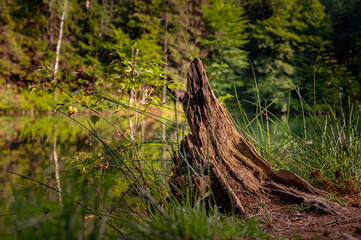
[[162, 12, 169, 105], [52, 128, 62, 203], [53, 9, 66, 80], [169, 58, 338, 216]]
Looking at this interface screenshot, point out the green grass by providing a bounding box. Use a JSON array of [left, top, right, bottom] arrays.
[[230, 82, 361, 192], [123, 204, 271, 240]]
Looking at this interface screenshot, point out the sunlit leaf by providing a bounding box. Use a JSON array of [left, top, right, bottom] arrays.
[[95, 78, 103, 86], [82, 70, 92, 76], [114, 66, 121, 72], [218, 94, 233, 103], [168, 83, 179, 90]]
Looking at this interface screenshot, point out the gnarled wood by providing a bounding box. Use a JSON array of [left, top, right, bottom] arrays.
[[169, 57, 337, 215]]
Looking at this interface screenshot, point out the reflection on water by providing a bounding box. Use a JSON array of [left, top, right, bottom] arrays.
[[0, 108, 323, 204], [0, 114, 90, 200], [0, 109, 179, 204]]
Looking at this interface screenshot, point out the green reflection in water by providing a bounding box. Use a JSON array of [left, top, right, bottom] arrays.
[[0, 109, 180, 238]]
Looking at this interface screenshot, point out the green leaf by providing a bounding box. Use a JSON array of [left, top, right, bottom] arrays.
[[82, 70, 92, 76], [90, 115, 100, 125], [114, 66, 121, 72], [95, 78, 103, 87], [168, 83, 179, 90], [218, 94, 233, 103]]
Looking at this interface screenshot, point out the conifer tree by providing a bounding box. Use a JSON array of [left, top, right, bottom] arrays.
[[201, 0, 249, 96], [243, 0, 331, 111]]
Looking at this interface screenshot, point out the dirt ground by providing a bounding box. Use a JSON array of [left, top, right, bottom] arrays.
[[260, 200, 361, 239]]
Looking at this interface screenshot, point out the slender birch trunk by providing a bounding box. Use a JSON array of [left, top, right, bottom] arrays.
[[128, 89, 135, 140], [53, 9, 66, 80], [162, 8, 169, 104]]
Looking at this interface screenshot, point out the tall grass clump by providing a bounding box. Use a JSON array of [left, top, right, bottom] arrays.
[[230, 75, 361, 197], [123, 204, 270, 240]]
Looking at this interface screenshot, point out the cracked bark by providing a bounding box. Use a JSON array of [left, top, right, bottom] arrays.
[[169, 58, 337, 216]]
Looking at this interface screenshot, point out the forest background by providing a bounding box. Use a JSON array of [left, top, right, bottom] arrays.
[[1, 0, 361, 113]]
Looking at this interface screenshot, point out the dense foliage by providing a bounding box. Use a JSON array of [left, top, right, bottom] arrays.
[[1, 0, 360, 112]]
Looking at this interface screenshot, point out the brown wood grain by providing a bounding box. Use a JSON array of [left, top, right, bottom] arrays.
[[169, 57, 337, 216]]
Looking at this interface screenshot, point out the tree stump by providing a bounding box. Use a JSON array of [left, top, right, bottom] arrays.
[[169, 58, 337, 216]]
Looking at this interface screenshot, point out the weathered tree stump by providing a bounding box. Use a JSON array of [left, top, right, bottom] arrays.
[[169, 58, 337, 216]]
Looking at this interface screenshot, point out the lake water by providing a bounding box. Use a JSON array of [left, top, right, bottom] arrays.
[[0, 109, 309, 196], [0, 107, 324, 215], [0, 110, 181, 210]]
